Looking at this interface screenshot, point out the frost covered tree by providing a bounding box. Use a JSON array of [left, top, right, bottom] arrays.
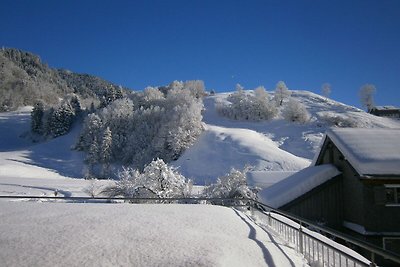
[[282, 98, 311, 123], [143, 86, 164, 103], [184, 80, 205, 99], [359, 84, 376, 112], [76, 113, 103, 151], [321, 83, 331, 99], [203, 168, 257, 200], [76, 83, 204, 172], [100, 127, 112, 177], [105, 159, 192, 199], [217, 85, 277, 121], [274, 81, 291, 106], [99, 86, 124, 108], [157, 88, 204, 161], [85, 137, 100, 176]]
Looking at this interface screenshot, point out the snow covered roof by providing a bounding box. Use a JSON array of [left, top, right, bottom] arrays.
[[259, 164, 341, 208], [372, 106, 399, 110], [315, 128, 400, 176]]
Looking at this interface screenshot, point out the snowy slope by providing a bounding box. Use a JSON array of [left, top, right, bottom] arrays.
[[174, 90, 400, 184], [0, 108, 104, 197], [1, 90, 399, 187], [174, 124, 310, 184], [0, 202, 308, 267]]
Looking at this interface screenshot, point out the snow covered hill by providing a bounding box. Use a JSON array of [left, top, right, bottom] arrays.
[[1, 90, 399, 187], [174, 90, 400, 184]]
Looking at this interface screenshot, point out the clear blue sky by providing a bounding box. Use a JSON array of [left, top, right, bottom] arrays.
[[1, 0, 399, 108]]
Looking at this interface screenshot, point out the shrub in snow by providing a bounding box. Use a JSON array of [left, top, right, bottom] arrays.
[[317, 112, 360, 128], [203, 168, 257, 201], [83, 179, 103, 197], [105, 159, 192, 199], [274, 81, 291, 106], [217, 85, 277, 121], [282, 98, 311, 123]]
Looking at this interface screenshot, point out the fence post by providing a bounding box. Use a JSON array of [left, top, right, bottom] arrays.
[[299, 222, 304, 254], [268, 211, 271, 226], [369, 252, 376, 267]]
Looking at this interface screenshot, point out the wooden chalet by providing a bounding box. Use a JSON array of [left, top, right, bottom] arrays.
[[261, 128, 400, 257]]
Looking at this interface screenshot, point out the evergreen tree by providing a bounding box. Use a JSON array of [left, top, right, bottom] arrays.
[[100, 127, 112, 177], [31, 101, 45, 134], [69, 94, 82, 115], [85, 137, 100, 177]]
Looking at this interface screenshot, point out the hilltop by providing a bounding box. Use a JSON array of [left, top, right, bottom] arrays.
[[0, 48, 130, 111]]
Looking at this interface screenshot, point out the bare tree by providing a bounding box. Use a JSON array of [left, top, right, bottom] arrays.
[[274, 81, 291, 106], [321, 83, 331, 100], [359, 84, 376, 112]]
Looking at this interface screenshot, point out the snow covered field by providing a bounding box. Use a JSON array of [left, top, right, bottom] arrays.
[[0, 202, 309, 267]]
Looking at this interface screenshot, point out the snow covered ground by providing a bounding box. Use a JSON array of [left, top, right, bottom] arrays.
[[0, 202, 309, 267]]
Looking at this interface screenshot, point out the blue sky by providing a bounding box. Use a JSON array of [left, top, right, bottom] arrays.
[[1, 0, 399, 108]]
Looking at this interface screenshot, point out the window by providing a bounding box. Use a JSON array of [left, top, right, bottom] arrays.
[[385, 185, 400, 206], [383, 237, 400, 256]]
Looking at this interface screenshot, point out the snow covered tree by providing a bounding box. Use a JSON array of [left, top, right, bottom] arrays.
[[157, 88, 204, 161], [31, 101, 45, 134], [46, 102, 75, 137], [321, 83, 331, 100], [69, 94, 82, 115], [85, 136, 100, 177], [141, 158, 192, 198], [76, 83, 204, 171], [274, 81, 291, 106], [282, 98, 311, 123], [143, 86, 164, 103], [203, 168, 257, 201], [99, 86, 124, 108], [359, 84, 376, 112], [100, 127, 112, 178], [76, 113, 103, 151], [217, 85, 277, 121], [105, 159, 192, 199], [184, 80, 205, 99]]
